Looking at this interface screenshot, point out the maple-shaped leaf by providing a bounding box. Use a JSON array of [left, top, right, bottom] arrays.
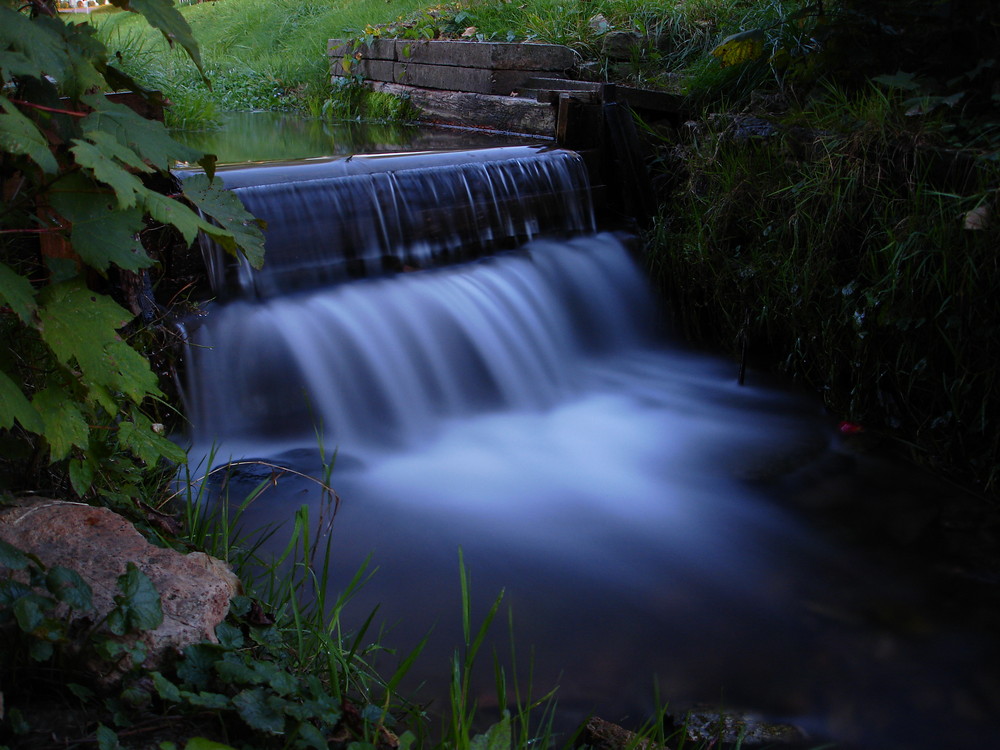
[[0, 260, 38, 323], [0, 8, 68, 83], [48, 174, 152, 273], [182, 174, 266, 269], [71, 130, 153, 209], [142, 188, 225, 246], [118, 409, 186, 465], [711, 29, 766, 68], [32, 385, 89, 460], [37, 280, 160, 404], [80, 93, 203, 171], [0, 96, 58, 174], [0, 370, 44, 433]]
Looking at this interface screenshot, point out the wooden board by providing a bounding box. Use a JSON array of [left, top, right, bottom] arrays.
[[368, 82, 557, 137]]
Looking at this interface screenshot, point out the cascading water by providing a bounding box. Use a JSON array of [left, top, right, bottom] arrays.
[[183, 145, 998, 750]]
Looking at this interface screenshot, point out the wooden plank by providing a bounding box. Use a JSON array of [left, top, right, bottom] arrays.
[[522, 77, 598, 92], [391, 62, 547, 95], [395, 39, 576, 71], [616, 85, 685, 115], [369, 82, 556, 137]]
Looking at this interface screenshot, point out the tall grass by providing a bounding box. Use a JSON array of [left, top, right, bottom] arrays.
[[92, 0, 432, 125], [647, 81, 1000, 495]]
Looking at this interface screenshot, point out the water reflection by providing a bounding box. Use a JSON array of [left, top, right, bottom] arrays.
[[172, 111, 532, 165]]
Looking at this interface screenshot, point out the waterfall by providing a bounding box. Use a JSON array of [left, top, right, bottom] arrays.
[[199, 146, 594, 299], [179, 143, 994, 750]]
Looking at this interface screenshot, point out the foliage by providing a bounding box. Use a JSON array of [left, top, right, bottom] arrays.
[[0, 0, 265, 499], [646, 92, 1000, 494]]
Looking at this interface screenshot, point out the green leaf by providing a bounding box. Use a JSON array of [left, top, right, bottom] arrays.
[[183, 691, 230, 710], [178, 643, 220, 689], [873, 70, 922, 92], [71, 137, 150, 210], [96, 725, 122, 750], [109, 562, 163, 635], [109, 0, 206, 83], [0, 96, 58, 174], [69, 456, 95, 496], [152, 671, 183, 703], [118, 410, 186, 465], [215, 653, 263, 685], [0, 370, 44, 434], [30, 639, 54, 661], [46, 566, 93, 610], [294, 723, 327, 750], [142, 188, 224, 246], [0, 539, 30, 570], [181, 174, 266, 269], [214, 621, 243, 650], [32, 386, 89, 461], [710, 29, 766, 68], [0, 9, 68, 83], [80, 93, 204, 171], [470, 713, 511, 750], [183, 738, 238, 750], [48, 174, 152, 273], [0, 261, 38, 324], [13, 594, 47, 632], [232, 687, 285, 734], [37, 279, 160, 403]]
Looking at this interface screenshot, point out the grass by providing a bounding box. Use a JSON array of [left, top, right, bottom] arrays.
[[85, 0, 796, 127], [646, 79, 1000, 495]]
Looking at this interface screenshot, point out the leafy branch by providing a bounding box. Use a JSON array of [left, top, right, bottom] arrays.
[[0, 0, 266, 497]]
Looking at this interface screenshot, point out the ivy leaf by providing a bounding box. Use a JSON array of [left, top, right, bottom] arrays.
[[109, 0, 206, 84], [232, 687, 285, 734], [32, 386, 89, 461], [152, 670, 183, 702], [46, 566, 93, 611], [0, 539, 30, 570], [0, 260, 38, 323], [0, 369, 44, 433], [96, 725, 122, 750], [177, 644, 220, 690], [37, 279, 160, 403], [80, 93, 203, 171], [0, 96, 58, 174], [183, 692, 230, 710], [181, 175, 266, 269], [711, 29, 766, 68], [49, 179, 151, 273], [109, 562, 163, 635]]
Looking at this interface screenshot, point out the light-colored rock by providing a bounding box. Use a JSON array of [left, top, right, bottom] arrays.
[[0, 499, 241, 681]]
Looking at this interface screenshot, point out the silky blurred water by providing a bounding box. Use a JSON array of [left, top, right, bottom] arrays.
[[180, 132, 1000, 748]]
